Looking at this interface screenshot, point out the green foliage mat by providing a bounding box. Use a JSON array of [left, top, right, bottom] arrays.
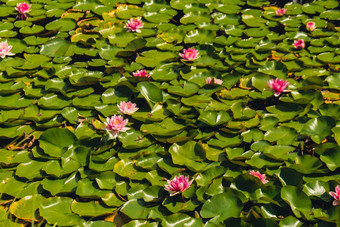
[[1, 0, 340, 226]]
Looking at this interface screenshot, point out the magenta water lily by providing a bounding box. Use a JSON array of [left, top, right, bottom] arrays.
[[15, 2, 31, 14], [249, 171, 269, 184], [105, 115, 129, 138], [206, 77, 223, 85], [329, 185, 340, 206], [132, 69, 151, 78], [267, 78, 289, 97], [15, 2, 31, 19], [118, 101, 138, 115], [125, 17, 144, 33], [180, 48, 199, 61], [275, 8, 287, 16], [0, 41, 14, 58], [306, 22, 316, 31], [165, 175, 194, 196], [293, 39, 305, 49]]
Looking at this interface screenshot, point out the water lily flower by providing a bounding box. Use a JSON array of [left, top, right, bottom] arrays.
[[165, 175, 193, 196], [132, 69, 151, 78], [105, 115, 129, 138], [250, 170, 269, 184], [275, 8, 287, 16], [15, 2, 31, 19], [118, 101, 138, 115], [306, 21, 316, 31], [0, 41, 14, 58], [125, 17, 144, 33], [180, 48, 199, 61], [206, 77, 223, 85], [267, 78, 289, 97], [15, 2, 31, 14], [329, 185, 340, 206], [293, 39, 305, 49]]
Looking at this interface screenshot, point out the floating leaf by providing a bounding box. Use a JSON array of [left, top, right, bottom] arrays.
[[200, 192, 243, 222], [40, 197, 81, 226], [39, 128, 76, 157]]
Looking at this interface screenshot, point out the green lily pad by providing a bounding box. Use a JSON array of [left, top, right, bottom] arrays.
[[9, 195, 45, 222], [45, 18, 77, 32], [281, 185, 312, 218], [137, 82, 163, 108], [301, 116, 336, 144], [39, 128, 76, 157], [258, 61, 288, 78], [40, 197, 81, 226], [71, 200, 115, 217], [200, 192, 243, 222], [168, 141, 206, 171], [198, 110, 231, 126], [113, 159, 147, 180], [320, 147, 340, 171], [162, 213, 202, 227], [40, 38, 70, 57]]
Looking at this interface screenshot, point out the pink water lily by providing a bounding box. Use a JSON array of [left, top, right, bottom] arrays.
[[180, 48, 199, 61], [15, 2, 31, 14], [329, 185, 340, 206], [105, 115, 129, 138], [293, 39, 305, 49], [132, 69, 151, 78], [276, 8, 287, 16], [267, 78, 289, 97], [165, 175, 193, 196], [306, 22, 316, 31], [206, 77, 223, 85], [0, 41, 14, 58], [118, 101, 138, 115], [125, 17, 144, 33], [250, 170, 269, 184]]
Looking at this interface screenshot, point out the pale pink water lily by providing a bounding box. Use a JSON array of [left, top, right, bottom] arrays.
[[250, 170, 269, 184], [275, 8, 287, 16], [105, 115, 129, 138], [132, 69, 151, 78], [165, 175, 193, 196], [180, 48, 199, 61], [329, 185, 340, 206], [206, 77, 223, 85], [293, 39, 305, 49], [15, 2, 31, 14], [268, 78, 289, 97], [0, 41, 14, 58], [118, 101, 138, 115], [125, 17, 144, 33], [306, 22, 316, 31]]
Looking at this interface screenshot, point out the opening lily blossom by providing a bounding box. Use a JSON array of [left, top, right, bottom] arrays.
[[15, 2, 31, 14], [267, 78, 289, 97], [15, 2, 31, 19], [105, 115, 129, 138], [249, 171, 269, 184], [329, 185, 340, 206], [132, 69, 151, 78], [180, 48, 199, 61], [0, 41, 15, 58], [306, 22, 316, 31], [165, 175, 193, 196], [125, 17, 144, 33], [206, 77, 223, 85], [275, 8, 287, 16], [118, 101, 138, 115], [293, 39, 305, 49]]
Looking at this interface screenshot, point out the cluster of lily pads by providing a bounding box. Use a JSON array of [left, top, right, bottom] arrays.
[[1, 0, 340, 226]]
